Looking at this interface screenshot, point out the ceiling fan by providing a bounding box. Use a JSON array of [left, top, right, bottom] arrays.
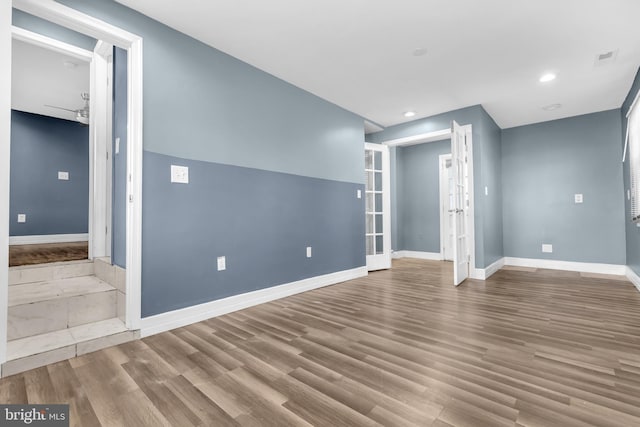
[[45, 92, 90, 125]]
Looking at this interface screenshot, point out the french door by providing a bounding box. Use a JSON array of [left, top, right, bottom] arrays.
[[451, 121, 470, 285], [364, 143, 391, 271]]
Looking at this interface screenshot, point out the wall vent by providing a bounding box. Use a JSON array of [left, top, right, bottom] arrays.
[[594, 49, 618, 66]]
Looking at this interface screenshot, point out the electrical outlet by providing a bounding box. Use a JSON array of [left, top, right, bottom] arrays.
[[306, 246, 312, 258], [115, 137, 120, 154], [58, 171, 69, 180], [217, 256, 226, 271], [574, 194, 583, 204], [17, 214, 26, 223], [171, 165, 189, 184], [357, 189, 362, 199], [542, 244, 553, 253], [485, 186, 488, 196]]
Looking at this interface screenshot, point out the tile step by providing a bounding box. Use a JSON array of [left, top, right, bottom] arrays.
[[3, 318, 139, 377], [9, 260, 95, 286], [9, 275, 114, 307]]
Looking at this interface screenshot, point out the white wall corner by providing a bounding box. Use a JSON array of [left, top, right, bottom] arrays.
[[626, 266, 640, 293], [504, 257, 626, 275], [472, 257, 505, 280], [140, 266, 368, 338]]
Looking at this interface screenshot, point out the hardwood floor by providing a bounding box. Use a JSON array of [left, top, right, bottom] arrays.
[[2, 258, 640, 426], [9, 242, 88, 267]]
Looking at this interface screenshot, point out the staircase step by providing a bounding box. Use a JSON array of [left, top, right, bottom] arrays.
[[2, 318, 138, 377], [8, 276, 116, 341], [9, 260, 94, 286]]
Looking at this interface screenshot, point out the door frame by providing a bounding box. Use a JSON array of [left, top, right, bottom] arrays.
[[381, 126, 476, 279], [0, 0, 144, 364], [439, 153, 453, 261]]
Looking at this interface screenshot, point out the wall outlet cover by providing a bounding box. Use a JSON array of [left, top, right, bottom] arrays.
[[217, 256, 226, 271], [306, 246, 312, 258], [485, 186, 488, 196], [357, 189, 362, 199], [17, 214, 26, 223], [115, 137, 120, 154], [58, 171, 69, 180], [574, 193, 583, 204], [542, 244, 553, 253], [171, 165, 189, 184]]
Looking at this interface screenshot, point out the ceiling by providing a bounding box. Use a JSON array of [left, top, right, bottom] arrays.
[[11, 39, 90, 122], [115, 0, 640, 131]]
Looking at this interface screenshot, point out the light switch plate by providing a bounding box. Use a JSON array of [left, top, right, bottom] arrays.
[[171, 165, 189, 184], [58, 171, 69, 180], [357, 189, 362, 199], [542, 244, 553, 253], [217, 256, 226, 271], [17, 214, 26, 223], [485, 186, 488, 196], [574, 194, 583, 204], [306, 246, 312, 258], [115, 137, 120, 154]]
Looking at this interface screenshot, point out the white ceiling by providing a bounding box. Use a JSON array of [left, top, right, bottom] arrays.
[[11, 39, 90, 122], [116, 0, 640, 130]]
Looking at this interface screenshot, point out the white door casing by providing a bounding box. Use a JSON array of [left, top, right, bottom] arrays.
[[365, 142, 391, 271], [0, 0, 144, 366], [451, 120, 469, 285]]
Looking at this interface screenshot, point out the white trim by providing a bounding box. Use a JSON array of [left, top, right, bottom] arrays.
[[625, 266, 640, 292], [11, 26, 93, 62], [140, 267, 368, 337], [504, 257, 626, 275], [382, 129, 451, 147], [364, 143, 392, 271], [462, 125, 476, 281], [9, 0, 144, 347], [475, 257, 505, 280], [0, 0, 11, 367], [9, 234, 89, 245], [392, 250, 442, 260]]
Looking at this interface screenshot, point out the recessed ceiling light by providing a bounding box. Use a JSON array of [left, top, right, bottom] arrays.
[[542, 103, 562, 111], [539, 73, 556, 83], [413, 48, 428, 57], [404, 111, 416, 118]]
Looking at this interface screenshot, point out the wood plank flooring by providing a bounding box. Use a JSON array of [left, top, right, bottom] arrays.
[[9, 242, 88, 267], [2, 258, 640, 426]]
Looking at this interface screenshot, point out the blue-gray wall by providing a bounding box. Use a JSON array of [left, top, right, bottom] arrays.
[[368, 105, 504, 268], [55, 0, 365, 317], [142, 152, 364, 316], [112, 46, 127, 268], [12, 9, 96, 51], [623, 69, 640, 275], [502, 110, 626, 264], [10, 110, 89, 236], [396, 139, 450, 252]]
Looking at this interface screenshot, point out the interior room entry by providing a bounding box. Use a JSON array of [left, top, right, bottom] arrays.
[[364, 142, 391, 271], [439, 154, 454, 261]]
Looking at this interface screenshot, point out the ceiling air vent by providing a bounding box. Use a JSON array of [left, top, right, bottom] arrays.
[[594, 49, 618, 66]]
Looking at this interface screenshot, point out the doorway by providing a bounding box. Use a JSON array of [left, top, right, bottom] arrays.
[[380, 122, 475, 286], [0, 0, 144, 367]]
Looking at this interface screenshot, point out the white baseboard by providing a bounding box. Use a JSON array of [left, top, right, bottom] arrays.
[[140, 266, 368, 337], [475, 257, 505, 280], [9, 233, 89, 245], [626, 267, 640, 292], [392, 250, 442, 261], [504, 257, 626, 275]]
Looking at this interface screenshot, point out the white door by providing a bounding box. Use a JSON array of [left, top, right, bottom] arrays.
[[451, 121, 469, 285], [365, 143, 391, 271], [439, 154, 454, 261]]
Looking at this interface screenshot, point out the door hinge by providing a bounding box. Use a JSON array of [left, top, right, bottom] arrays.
[[105, 226, 108, 235], [129, 195, 133, 203], [106, 151, 109, 160]]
